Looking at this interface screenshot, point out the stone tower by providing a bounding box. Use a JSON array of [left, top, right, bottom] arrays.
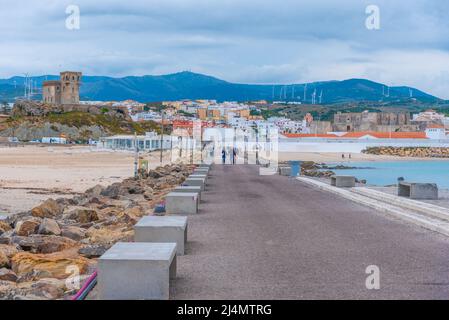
[[43, 71, 82, 105], [60, 71, 82, 104]]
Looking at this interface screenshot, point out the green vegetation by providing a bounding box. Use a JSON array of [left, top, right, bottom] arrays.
[[45, 111, 162, 135]]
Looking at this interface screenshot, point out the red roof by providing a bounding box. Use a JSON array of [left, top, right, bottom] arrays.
[[283, 133, 338, 138], [284, 131, 427, 139], [427, 124, 445, 129], [341, 131, 427, 139]]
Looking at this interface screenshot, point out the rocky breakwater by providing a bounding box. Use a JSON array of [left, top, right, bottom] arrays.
[[363, 147, 449, 158], [0, 163, 194, 300], [300, 161, 367, 184], [301, 161, 335, 178]]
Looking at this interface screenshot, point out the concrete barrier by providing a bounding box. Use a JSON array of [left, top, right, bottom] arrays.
[[98, 242, 177, 300], [183, 178, 205, 191], [398, 182, 438, 200], [194, 168, 209, 175], [134, 216, 188, 255], [330, 175, 356, 188], [165, 192, 199, 214], [278, 166, 292, 176], [189, 174, 207, 183], [173, 185, 202, 201]]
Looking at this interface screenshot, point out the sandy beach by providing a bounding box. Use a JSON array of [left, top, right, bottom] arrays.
[[0, 145, 174, 216]]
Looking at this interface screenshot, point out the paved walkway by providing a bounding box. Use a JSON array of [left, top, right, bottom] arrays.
[[171, 165, 449, 299]]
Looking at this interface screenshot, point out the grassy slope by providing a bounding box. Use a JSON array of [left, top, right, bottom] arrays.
[[3, 111, 163, 136]]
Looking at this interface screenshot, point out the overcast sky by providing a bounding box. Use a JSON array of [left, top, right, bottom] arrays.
[[1, 0, 448, 98]]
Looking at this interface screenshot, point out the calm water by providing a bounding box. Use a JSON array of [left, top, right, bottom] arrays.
[[329, 161, 449, 189]]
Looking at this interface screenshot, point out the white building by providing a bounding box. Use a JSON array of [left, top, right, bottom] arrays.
[[425, 125, 447, 140], [97, 132, 175, 151]]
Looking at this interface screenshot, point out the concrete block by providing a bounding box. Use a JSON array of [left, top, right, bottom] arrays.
[[194, 168, 209, 175], [165, 192, 198, 214], [189, 174, 207, 184], [98, 242, 177, 300], [183, 178, 205, 191], [330, 175, 356, 188], [135, 216, 188, 255], [198, 163, 210, 168], [399, 182, 438, 200], [173, 186, 202, 201], [278, 166, 291, 176]]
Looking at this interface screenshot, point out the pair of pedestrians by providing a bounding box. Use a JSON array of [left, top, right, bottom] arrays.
[[222, 148, 237, 165]]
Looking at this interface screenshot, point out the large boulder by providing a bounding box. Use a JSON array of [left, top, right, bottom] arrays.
[[31, 199, 63, 218], [61, 226, 86, 241], [11, 100, 55, 117], [0, 268, 18, 282], [17, 278, 67, 300], [78, 244, 108, 258], [85, 185, 105, 197], [85, 227, 133, 246], [0, 244, 19, 268], [12, 235, 77, 254], [116, 207, 144, 226], [11, 250, 89, 280], [100, 183, 125, 199], [14, 217, 41, 236], [0, 221, 12, 234], [38, 219, 61, 236], [62, 206, 99, 223]]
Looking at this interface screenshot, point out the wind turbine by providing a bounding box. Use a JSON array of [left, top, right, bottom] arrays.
[[311, 89, 317, 104], [303, 84, 307, 102], [318, 90, 323, 104]]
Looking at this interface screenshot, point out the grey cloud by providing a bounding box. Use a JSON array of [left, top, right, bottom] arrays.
[[0, 0, 448, 98]]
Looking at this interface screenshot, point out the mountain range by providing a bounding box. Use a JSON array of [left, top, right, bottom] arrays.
[[0, 71, 441, 104]]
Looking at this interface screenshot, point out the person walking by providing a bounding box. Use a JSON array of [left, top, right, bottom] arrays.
[[232, 147, 237, 165], [222, 148, 226, 164]]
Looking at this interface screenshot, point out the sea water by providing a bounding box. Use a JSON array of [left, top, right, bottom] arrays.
[[329, 160, 449, 189]]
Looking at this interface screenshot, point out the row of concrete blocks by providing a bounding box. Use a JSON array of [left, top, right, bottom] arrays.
[[165, 166, 210, 215], [97, 163, 211, 300]]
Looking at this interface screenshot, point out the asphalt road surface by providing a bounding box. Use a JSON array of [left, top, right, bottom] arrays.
[[171, 164, 449, 299]]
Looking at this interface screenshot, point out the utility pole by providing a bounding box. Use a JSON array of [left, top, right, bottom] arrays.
[[244, 130, 248, 164], [254, 124, 259, 165], [160, 110, 164, 164], [190, 134, 194, 164], [170, 136, 173, 163], [134, 132, 139, 179]]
